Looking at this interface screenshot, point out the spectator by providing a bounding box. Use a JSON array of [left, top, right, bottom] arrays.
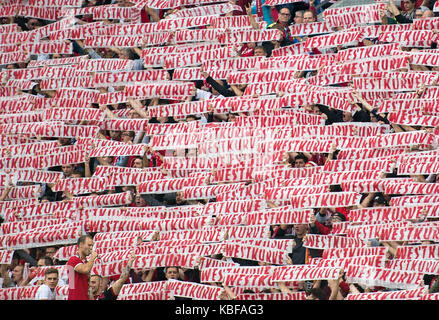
[[422, 9, 434, 18], [293, 10, 304, 24], [0, 264, 25, 288], [268, 7, 293, 47], [273, 222, 321, 264], [1, 0, 439, 302], [61, 164, 76, 178], [66, 234, 99, 300], [238, 42, 257, 57], [109, 48, 144, 70], [89, 254, 136, 300], [35, 268, 59, 300], [44, 247, 58, 261], [401, 0, 417, 19], [201, 67, 245, 98], [387, 0, 416, 23], [303, 9, 316, 23], [415, 8, 425, 18], [131, 157, 144, 168], [294, 154, 309, 168], [37, 256, 53, 267], [164, 266, 181, 280], [372, 195, 389, 207], [254, 46, 268, 57]]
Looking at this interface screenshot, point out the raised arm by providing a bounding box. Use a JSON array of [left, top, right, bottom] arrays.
[[110, 254, 136, 296], [145, 6, 160, 22], [84, 154, 92, 178], [74, 251, 99, 274], [0, 182, 13, 201], [358, 192, 375, 208], [0, 264, 12, 287], [128, 99, 150, 119], [277, 281, 292, 294], [327, 269, 344, 300], [246, 5, 260, 30]]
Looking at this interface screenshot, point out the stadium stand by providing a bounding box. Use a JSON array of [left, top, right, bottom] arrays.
[[0, 0, 439, 301]]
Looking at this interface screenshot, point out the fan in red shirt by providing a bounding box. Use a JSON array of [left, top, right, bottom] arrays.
[[66, 234, 99, 300]]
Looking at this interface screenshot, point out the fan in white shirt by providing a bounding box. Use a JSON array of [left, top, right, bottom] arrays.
[[35, 268, 59, 300]]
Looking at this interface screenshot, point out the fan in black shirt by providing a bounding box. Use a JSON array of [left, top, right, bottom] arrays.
[[88, 254, 136, 300]]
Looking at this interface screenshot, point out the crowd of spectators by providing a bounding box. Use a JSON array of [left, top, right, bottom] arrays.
[[1, 0, 439, 301]]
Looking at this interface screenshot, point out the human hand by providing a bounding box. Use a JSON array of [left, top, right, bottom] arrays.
[[200, 64, 209, 78], [245, 4, 252, 16], [90, 251, 99, 260], [127, 253, 136, 267]]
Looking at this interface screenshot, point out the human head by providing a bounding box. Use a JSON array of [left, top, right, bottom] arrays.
[[121, 130, 135, 143], [278, 7, 291, 25], [12, 265, 24, 284], [99, 156, 114, 165], [294, 10, 304, 24], [61, 164, 75, 178], [306, 288, 326, 300], [158, 116, 168, 123], [89, 274, 102, 295], [37, 256, 54, 267], [109, 130, 121, 140], [135, 194, 148, 207], [0, 17, 11, 24], [44, 268, 59, 290], [227, 113, 236, 122], [132, 157, 144, 168], [100, 277, 109, 292], [77, 234, 94, 258], [71, 170, 83, 178], [6, 63, 18, 70], [416, 9, 426, 19], [373, 195, 387, 207], [254, 46, 267, 57], [293, 224, 308, 237], [128, 109, 140, 119], [312, 105, 322, 115], [119, 48, 134, 60], [176, 191, 185, 204], [26, 18, 41, 30], [370, 112, 379, 123], [271, 39, 281, 49], [45, 247, 57, 259], [303, 10, 316, 23], [164, 266, 179, 280], [186, 148, 197, 158], [294, 154, 308, 168], [402, 0, 416, 11], [422, 9, 434, 19], [116, 0, 129, 7], [332, 212, 347, 223]]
